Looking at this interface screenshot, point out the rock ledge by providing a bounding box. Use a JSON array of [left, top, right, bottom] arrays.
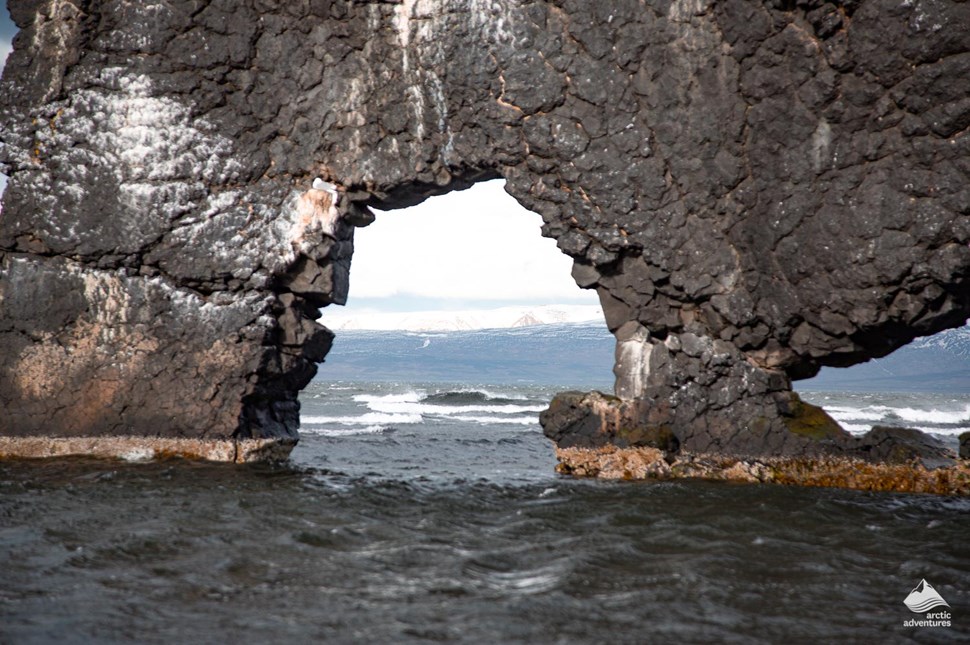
[[0, 437, 295, 464], [556, 446, 970, 496]]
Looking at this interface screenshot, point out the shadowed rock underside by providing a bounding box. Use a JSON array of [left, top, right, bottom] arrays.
[[0, 0, 968, 485]]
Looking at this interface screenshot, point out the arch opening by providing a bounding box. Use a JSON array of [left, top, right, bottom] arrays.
[[328, 179, 603, 328], [795, 322, 970, 457], [290, 179, 616, 476]]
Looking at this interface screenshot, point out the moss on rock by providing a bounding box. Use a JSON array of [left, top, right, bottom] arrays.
[[782, 393, 845, 441], [615, 424, 679, 452]]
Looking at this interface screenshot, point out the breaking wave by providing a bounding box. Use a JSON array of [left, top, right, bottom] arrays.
[[807, 397, 970, 437], [354, 391, 425, 405], [301, 413, 422, 426], [300, 425, 391, 437], [370, 401, 545, 415], [423, 390, 528, 405], [892, 405, 970, 425], [450, 415, 539, 426], [354, 389, 544, 417], [307, 388, 546, 429]]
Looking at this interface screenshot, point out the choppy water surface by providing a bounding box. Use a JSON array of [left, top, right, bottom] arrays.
[[2, 382, 968, 642], [800, 391, 970, 439]]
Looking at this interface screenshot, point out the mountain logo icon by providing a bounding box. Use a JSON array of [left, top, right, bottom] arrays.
[[904, 579, 951, 613]]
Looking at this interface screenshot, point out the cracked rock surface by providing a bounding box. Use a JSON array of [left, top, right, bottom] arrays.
[[1, 1, 968, 462]]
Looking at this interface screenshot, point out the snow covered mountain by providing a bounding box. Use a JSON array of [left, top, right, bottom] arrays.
[[320, 304, 605, 331], [909, 324, 970, 358]]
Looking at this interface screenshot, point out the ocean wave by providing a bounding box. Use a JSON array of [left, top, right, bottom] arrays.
[[839, 423, 873, 435], [365, 401, 546, 415], [300, 425, 389, 437], [353, 391, 425, 405], [422, 389, 528, 405], [892, 405, 970, 425], [423, 389, 528, 405], [827, 409, 889, 422], [826, 422, 969, 437], [301, 412, 422, 425], [913, 426, 970, 437], [449, 415, 539, 425], [825, 404, 970, 426]]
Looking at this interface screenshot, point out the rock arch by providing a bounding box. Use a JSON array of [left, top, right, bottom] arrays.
[[0, 1, 968, 485]]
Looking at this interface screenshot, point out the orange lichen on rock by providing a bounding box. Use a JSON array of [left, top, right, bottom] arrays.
[[0, 437, 295, 464], [290, 188, 338, 247], [769, 458, 970, 495], [555, 445, 669, 480], [555, 446, 970, 495]]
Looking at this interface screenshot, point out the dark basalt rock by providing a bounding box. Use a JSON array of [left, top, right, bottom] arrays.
[[0, 1, 968, 471], [856, 426, 956, 469]]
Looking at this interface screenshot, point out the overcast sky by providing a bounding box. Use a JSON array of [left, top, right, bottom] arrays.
[[353, 180, 595, 312]]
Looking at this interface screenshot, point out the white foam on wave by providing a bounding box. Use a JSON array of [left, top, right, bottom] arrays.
[[840, 423, 875, 435], [353, 390, 425, 405], [825, 404, 970, 426], [301, 412, 422, 425], [828, 409, 890, 422], [470, 388, 529, 401], [829, 423, 968, 437], [301, 425, 388, 437], [913, 426, 970, 437], [893, 405, 970, 425], [450, 415, 538, 426], [366, 401, 546, 415]]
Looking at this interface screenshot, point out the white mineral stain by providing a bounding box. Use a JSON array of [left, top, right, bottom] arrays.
[[614, 322, 652, 400], [393, 0, 419, 53], [812, 119, 832, 173], [18, 66, 243, 253], [669, 0, 710, 22]]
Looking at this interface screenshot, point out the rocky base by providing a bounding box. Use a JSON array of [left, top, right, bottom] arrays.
[[555, 446, 970, 496], [543, 389, 968, 495], [0, 436, 296, 463]]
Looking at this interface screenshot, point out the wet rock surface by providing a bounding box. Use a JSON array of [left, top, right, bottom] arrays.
[[1, 1, 968, 472]]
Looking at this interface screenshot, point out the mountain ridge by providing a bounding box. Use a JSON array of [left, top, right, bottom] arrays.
[[319, 304, 605, 332], [318, 322, 970, 394]]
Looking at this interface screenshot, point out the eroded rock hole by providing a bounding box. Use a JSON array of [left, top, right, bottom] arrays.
[[796, 323, 970, 458], [304, 180, 613, 450]]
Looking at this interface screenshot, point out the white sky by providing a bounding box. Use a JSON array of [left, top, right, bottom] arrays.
[[351, 180, 595, 309]]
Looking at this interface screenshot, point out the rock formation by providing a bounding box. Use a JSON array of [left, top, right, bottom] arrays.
[[1, 1, 968, 482]]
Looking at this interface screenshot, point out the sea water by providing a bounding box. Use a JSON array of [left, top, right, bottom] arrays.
[[801, 391, 970, 441], [1, 381, 968, 642]]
